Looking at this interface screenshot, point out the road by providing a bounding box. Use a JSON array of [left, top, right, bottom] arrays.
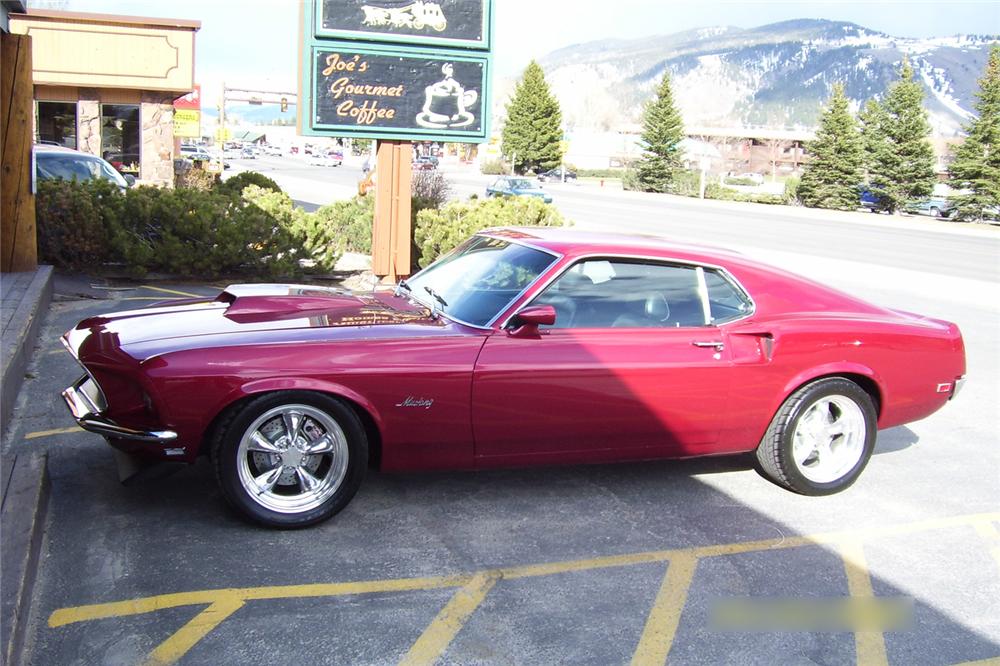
[[5, 155, 995, 665], [229, 155, 999, 285]]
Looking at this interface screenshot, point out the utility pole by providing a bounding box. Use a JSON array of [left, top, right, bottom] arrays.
[[219, 81, 226, 146]]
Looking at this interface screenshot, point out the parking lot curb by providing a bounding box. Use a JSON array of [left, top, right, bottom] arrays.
[[1, 265, 54, 436], [1, 452, 50, 666]]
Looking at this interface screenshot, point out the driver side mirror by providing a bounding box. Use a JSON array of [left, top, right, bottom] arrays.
[[123, 174, 136, 187], [507, 304, 556, 338]]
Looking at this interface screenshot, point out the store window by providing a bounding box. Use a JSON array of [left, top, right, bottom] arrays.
[[36, 101, 77, 148], [100, 104, 141, 177]]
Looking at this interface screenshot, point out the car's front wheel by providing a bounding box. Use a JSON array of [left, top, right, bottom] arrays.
[[755, 378, 876, 495], [212, 391, 367, 528]]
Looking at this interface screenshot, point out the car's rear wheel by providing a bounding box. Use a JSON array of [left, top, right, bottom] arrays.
[[212, 391, 367, 528], [755, 378, 876, 495]]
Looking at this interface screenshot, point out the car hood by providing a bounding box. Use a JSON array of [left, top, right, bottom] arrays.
[[64, 284, 444, 360]]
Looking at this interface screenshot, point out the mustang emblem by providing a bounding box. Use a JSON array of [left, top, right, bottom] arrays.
[[396, 396, 434, 409]]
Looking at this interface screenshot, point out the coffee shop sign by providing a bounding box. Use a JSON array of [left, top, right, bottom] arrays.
[[311, 46, 486, 140]]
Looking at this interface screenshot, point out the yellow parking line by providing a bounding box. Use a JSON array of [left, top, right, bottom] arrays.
[[140, 285, 202, 298], [49, 574, 473, 628], [972, 520, 1000, 570], [630, 553, 699, 666], [46, 511, 1000, 666], [24, 426, 80, 439], [120, 297, 183, 302], [141, 597, 245, 666], [838, 539, 889, 666], [399, 572, 499, 666]]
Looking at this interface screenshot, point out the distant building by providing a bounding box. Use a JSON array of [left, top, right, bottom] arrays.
[[684, 126, 812, 178], [9, 9, 199, 186], [559, 125, 812, 176]]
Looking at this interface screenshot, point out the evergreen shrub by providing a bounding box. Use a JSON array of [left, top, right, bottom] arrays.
[[414, 196, 567, 268]]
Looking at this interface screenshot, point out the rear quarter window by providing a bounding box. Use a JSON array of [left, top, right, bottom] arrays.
[[704, 270, 753, 323]]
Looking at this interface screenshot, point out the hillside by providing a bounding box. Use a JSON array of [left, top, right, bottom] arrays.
[[527, 19, 997, 136]]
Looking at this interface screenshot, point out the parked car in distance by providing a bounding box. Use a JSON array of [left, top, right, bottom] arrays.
[[859, 187, 887, 212], [34, 144, 133, 188], [486, 176, 553, 203], [904, 198, 954, 218], [413, 155, 437, 170], [61, 228, 965, 528], [310, 150, 343, 167], [736, 172, 765, 185], [240, 147, 256, 159], [537, 168, 578, 182], [179, 145, 212, 163]]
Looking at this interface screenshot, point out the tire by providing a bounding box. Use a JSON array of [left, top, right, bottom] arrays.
[[755, 378, 876, 495], [930, 207, 940, 217], [212, 391, 367, 528]]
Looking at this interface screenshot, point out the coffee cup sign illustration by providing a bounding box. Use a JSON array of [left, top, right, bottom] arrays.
[[416, 63, 477, 129]]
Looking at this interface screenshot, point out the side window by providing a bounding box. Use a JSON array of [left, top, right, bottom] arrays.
[[534, 259, 707, 329], [704, 270, 753, 323]]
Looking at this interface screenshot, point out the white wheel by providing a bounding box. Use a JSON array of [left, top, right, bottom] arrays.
[[213, 391, 367, 528], [756, 378, 877, 495]]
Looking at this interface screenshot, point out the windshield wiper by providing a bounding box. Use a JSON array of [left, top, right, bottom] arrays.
[[424, 286, 448, 309], [394, 279, 412, 297], [423, 286, 449, 319]]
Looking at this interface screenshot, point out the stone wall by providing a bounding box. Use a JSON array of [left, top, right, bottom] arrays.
[[76, 90, 100, 156], [140, 92, 175, 187]]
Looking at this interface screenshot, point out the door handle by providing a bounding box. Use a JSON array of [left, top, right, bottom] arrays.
[[692, 341, 725, 351]]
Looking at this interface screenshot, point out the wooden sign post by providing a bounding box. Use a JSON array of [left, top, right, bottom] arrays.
[[371, 140, 412, 282], [1, 33, 37, 273], [298, 1, 493, 282]]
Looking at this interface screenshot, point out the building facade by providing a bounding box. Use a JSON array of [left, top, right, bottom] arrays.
[[9, 9, 199, 186]]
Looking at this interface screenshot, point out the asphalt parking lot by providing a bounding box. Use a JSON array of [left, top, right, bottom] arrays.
[[4, 272, 999, 665]]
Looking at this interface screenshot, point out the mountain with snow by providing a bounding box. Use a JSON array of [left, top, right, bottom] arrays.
[[529, 19, 997, 136]]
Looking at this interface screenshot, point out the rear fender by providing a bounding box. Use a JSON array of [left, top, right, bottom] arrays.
[[776, 362, 884, 418]]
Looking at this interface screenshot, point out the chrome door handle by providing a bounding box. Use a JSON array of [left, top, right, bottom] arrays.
[[692, 341, 725, 351]]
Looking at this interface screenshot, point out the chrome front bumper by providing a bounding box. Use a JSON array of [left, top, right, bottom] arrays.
[[62, 375, 178, 443]]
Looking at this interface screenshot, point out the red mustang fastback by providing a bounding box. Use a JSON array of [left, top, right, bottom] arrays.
[[62, 229, 966, 527]]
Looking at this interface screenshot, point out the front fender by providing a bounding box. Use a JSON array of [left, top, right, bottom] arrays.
[[233, 377, 386, 438]]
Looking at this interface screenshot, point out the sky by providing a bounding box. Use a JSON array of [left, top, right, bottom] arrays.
[[38, 0, 1000, 106]]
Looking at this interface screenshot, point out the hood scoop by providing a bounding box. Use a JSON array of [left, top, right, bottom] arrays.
[[220, 284, 376, 323], [218, 284, 432, 328]]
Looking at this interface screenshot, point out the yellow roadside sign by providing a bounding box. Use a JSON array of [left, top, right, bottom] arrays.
[[173, 109, 201, 138]]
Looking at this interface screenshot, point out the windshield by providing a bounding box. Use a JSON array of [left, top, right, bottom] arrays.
[[36, 152, 128, 188], [406, 236, 557, 327]]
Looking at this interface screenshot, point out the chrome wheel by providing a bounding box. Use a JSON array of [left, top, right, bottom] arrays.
[[236, 404, 349, 514], [791, 395, 867, 484]]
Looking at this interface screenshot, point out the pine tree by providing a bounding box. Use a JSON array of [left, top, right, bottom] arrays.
[[798, 84, 865, 210], [858, 98, 889, 176], [635, 71, 685, 192], [501, 61, 563, 174], [858, 97, 891, 210], [949, 44, 1000, 222], [867, 58, 936, 213]]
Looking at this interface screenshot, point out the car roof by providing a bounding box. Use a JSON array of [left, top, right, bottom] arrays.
[[479, 227, 895, 319], [480, 227, 748, 266], [33, 144, 101, 157]]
